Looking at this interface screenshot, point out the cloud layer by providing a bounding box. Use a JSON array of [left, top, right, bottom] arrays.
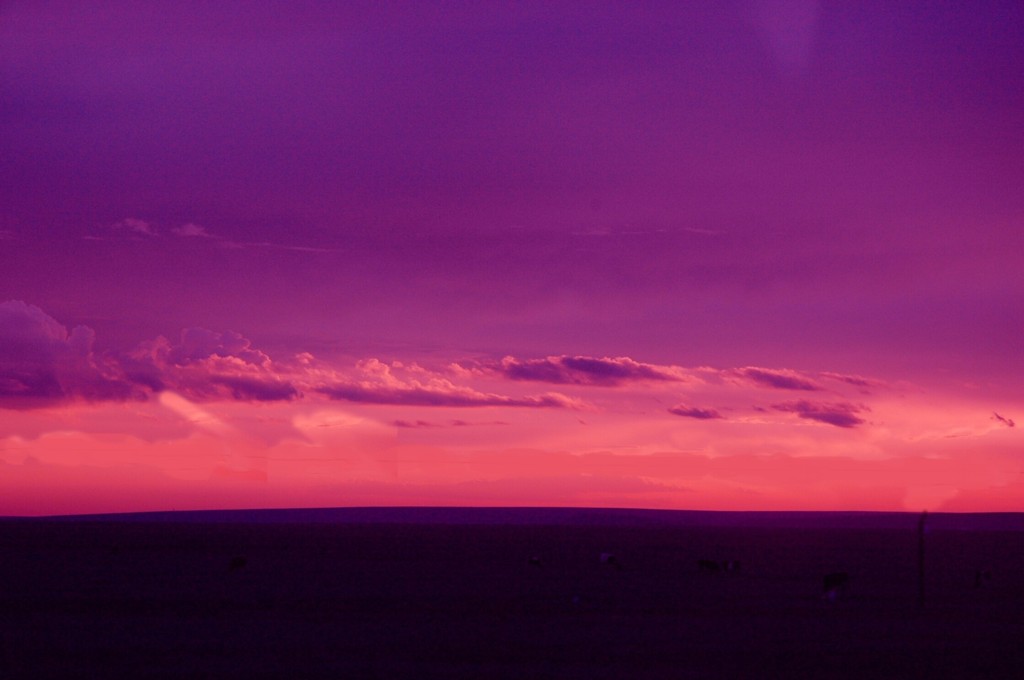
[[3, 302, 1007, 453], [0, 302, 587, 411]]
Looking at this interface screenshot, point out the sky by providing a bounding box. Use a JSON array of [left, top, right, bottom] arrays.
[[1, 1, 1022, 515]]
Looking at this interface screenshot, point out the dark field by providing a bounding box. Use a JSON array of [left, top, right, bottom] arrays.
[[2, 510, 1023, 678]]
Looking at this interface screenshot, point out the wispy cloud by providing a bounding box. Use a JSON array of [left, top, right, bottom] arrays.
[[668, 404, 724, 420], [992, 412, 1016, 428], [733, 366, 822, 391], [318, 382, 580, 409], [772, 400, 867, 428], [392, 419, 503, 428], [167, 219, 336, 251], [171, 223, 214, 238], [92, 219, 342, 253], [110, 217, 156, 237], [392, 419, 437, 428], [821, 372, 885, 391], [221, 240, 343, 254]]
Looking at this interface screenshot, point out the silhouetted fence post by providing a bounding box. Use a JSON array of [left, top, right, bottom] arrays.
[[917, 510, 927, 609]]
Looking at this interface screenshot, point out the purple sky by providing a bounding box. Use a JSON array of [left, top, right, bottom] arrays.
[[1, 1, 1021, 514]]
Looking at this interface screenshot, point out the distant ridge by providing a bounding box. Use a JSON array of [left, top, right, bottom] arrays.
[[12, 507, 1024, 530]]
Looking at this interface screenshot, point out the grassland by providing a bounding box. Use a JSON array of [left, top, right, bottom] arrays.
[[1, 510, 1021, 678]]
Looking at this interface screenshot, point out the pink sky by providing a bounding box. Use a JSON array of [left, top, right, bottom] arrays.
[[1, 1, 1021, 515]]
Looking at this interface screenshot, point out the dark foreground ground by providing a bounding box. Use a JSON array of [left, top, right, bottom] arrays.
[[1, 509, 1022, 678]]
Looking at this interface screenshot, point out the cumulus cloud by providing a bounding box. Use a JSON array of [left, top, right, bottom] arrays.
[[127, 329, 296, 403], [772, 400, 867, 428], [164, 328, 272, 368], [668, 404, 724, 420], [479, 355, 692, 386], [733, 366, 821, 391], [992, 412, 1015, 428], [0, 301, 305, 408], [0, 301, 140, 407], [1, 304, 590, 410]]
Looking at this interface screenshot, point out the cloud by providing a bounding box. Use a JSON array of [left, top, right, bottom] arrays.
[[316, 357, 585, 409], [208, 375, 299, 402], [668, 404, 724, 420], [733, 366, 821, 391], [391, 419, 492, 428], [146, 222, 332, 249], [163, 328, 272, 368], [481, 355, 692, 386], [158, 391, 232, 435], [221, 240, 342, 253], [772, 400, 867, 428], [992, 412, 1015, 428], [127, 329, 297, 403], [0, 303, 586, 410], [820, 372, 885, 391], [681, 226, 722, 236], [393, 419, 437, 428], [318, 382, 580, 409], [0, 301, 300, 408], [0, 301, 141, 408], [110, 217, 156, 236], [172, 223, 214, 238]]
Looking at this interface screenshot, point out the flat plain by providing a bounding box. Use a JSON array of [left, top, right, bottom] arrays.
[[1, 510, 1022, 678]]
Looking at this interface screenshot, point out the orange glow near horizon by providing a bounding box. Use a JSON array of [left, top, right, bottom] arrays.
[[2, 388, 1020, 516]]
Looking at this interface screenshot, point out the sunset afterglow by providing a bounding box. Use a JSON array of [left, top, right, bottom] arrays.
[[2, 2, 1020, 514]]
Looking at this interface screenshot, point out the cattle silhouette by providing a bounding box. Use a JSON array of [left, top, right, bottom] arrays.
[[822, 571, 849, 599], [697, 559, 721, 573]]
